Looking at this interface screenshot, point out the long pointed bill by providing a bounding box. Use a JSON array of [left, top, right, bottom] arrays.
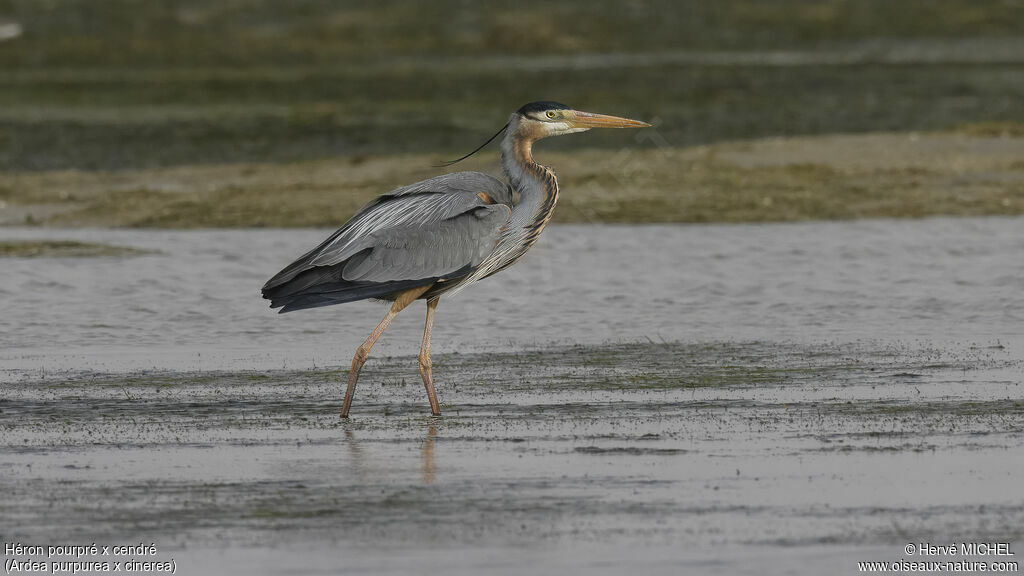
[[568, 110, 651, 129]]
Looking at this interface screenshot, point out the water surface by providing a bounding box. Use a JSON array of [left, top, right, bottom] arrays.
[[1, 217, 1020, 376], [1, 217, 1022, 575]]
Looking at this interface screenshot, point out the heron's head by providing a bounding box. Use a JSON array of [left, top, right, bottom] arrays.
[[513, 101, 651, 140], [436, 101, 650, 167]]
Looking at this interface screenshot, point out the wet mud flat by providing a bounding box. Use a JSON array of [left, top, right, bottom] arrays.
[[1, 218, 1022, 573], [2, 339, 1022, 574]]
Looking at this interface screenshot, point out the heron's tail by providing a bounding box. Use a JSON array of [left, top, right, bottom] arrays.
[[262, 277, 432, 313], [261, 264, 435, 313]]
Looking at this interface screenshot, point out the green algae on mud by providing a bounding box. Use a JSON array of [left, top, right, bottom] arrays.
[[6, 2, 1024, 169], [2, 1, 1024, 174], [2, 0, 1022, 228], [3, 339, 1022, 559], [5, 340, 1020, 442], [3, 131, 1023, 227], [0, 239, 150, 257], [3, 0, 1021, 72]]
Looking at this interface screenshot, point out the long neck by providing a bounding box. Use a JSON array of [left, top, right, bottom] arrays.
[[500, 130, 559, 244]]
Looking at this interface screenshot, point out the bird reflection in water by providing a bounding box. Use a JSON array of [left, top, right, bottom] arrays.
[[342, 427, 366, 476], [341, 425, 438, 485], [422, 426, 437, 485]]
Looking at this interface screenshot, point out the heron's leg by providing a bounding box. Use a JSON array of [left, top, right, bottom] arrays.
[[418, 297, 441, 416], [341, 284, 432, 418]]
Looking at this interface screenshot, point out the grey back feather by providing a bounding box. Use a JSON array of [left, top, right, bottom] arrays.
[[263, 172, 514, 291]]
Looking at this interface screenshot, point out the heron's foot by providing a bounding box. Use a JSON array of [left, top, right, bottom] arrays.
[[419, 361, 441, 416]]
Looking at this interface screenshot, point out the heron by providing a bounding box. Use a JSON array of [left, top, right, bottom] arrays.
[[262, 101, 650, 417]]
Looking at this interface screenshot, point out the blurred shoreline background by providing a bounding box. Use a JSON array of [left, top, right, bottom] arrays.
[[0, 0, 1022, 228]]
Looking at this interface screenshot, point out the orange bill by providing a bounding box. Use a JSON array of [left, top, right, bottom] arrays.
[[568, 110, 651, 129]]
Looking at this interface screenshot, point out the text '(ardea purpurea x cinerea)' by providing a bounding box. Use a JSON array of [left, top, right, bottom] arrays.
[[262, 102, 650, 417]]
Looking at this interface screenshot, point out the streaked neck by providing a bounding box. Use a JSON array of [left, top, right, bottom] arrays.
[[501, 130, 557, 207], [500, 125, 559, 245]]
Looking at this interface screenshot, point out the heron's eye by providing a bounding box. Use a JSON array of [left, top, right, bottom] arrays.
[[546, 110, 556, 119]]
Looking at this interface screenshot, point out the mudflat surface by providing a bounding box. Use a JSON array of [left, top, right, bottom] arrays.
[[2, 218, 1022, 574], [3, 341, 1022, 574], [3, 131, 1023, 227]]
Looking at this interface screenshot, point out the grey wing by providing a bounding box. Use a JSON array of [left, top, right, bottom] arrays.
[[262, 172, 512, 311], [340, 204, 511, 282]]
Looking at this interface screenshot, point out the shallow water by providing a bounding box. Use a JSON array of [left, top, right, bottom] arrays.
[[1, 217, 1021, 376], [1, 217, 1023, 575]]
